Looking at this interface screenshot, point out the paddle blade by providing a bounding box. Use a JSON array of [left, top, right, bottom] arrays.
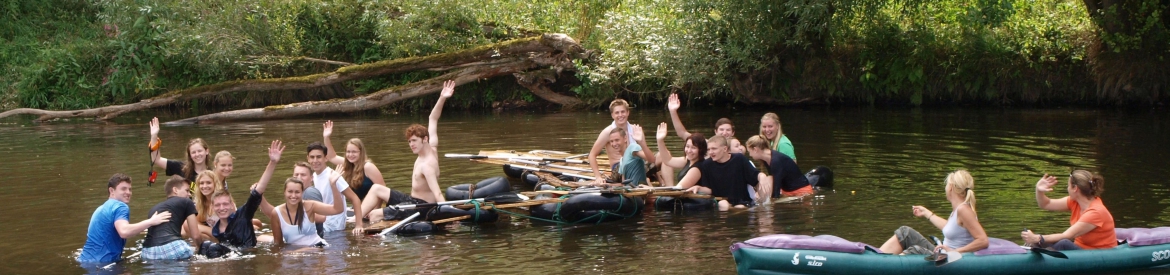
[[445, 153, 486, 159], [1032, 247, 1069, 259], [937, 251, 962, 266], [483, 192, 524, 203]]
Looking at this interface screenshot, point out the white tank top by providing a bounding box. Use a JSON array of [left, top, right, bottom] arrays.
[[278, 206, 326, 246]]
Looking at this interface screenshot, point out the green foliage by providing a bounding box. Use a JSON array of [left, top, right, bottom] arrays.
[[3, 0, 1161, 111]]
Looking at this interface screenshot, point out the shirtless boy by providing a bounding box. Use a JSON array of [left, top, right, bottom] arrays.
[[588, 99, 652, 185], [363, 80, 455, 222]]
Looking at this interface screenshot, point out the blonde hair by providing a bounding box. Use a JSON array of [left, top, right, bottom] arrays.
[[759, 113, 783, 147], [745, 135, 770, 151], [609, 99, 630, 112], [946, 169, 976, 212], [193, 170, 225, 223], [340, 138, 370, 190]]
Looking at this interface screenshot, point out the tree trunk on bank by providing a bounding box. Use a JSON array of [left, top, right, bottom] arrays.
[[1, 34, 585, 122]]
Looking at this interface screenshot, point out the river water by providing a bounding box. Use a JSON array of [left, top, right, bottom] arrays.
[[1, 107, 1168, 274]]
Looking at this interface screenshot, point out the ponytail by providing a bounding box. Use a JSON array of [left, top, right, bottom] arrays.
[[946, 169, 976, 212]]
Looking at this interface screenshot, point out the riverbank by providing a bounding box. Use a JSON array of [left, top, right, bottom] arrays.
[[3, 0, 1167, 113]]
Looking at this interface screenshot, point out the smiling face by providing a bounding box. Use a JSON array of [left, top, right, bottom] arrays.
[[188, 143, 208, 165], [608, 131, 627, 151], [284, 181, 304, 205], [197, 174, 216, 197], [716, 124, 735, 138], [213, 195, 234, 219], [215, 155, 234, 179], [684, 139, 700, 162], [306, 149, 327, 173], [345, 143, 361, 164], [760, 119, 778, 140], [109, 181, 132, 203], [610, 105, 629, 127]]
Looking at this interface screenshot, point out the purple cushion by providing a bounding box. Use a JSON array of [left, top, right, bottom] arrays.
[[973, 238, 1027, 256], [729, 234, 873, 254], [1116, 227, 1170, 246]]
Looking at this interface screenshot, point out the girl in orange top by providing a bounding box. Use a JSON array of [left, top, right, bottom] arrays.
[[1021, 169, 1116, 250]]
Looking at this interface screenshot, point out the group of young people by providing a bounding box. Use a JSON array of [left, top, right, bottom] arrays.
[[877, 169, 1116, 256], [78, 80, 460, 264], [585, 94, 810, 211]]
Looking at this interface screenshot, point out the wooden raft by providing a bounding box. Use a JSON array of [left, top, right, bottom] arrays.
[[519, 189, 715, 199]]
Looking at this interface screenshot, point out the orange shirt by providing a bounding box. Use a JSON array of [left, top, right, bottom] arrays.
[[1068, 197, 1117, 249]]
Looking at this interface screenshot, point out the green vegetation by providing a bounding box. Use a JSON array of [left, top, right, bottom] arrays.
[[2, 0, 1167, 112]]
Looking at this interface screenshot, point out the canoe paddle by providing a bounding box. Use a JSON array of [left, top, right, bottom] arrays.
[[1022, 228, 1069, 259], [503, 164, 597, 180], [509, 158, 600, 173], [389, 198, 485, 210], [445, 153, 591, 165], [380, 212, 421, 237], [927, 236, 962, 266]]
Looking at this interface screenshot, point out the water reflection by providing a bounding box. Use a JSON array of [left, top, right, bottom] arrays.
[[1, 107, 1168, 274]]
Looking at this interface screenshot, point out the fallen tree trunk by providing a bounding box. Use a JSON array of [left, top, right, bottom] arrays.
[[165, 59, 535, 124], [515, 68, 584, 109], [1, 34, 584, 122]]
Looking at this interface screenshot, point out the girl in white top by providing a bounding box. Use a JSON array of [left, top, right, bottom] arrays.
[[260, 166, 344, 247]]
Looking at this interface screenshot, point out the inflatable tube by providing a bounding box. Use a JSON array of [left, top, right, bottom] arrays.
[[502, 164, 524, 178], [529, 192, 643, 224], [521, 170, 541, 186], [805, 166, 834, 190], [393, 221, 437, 235], [654, 196, 714, 212], [426, 205, 499, 223], [445, 176, 512, 200]]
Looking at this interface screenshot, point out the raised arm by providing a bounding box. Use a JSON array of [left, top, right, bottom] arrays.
[[667, 93, 692, 140], [428, 80, 455, 148], [322, 121, 345, 165], [309, 175, 346, 216], [149, 117, 169, 168], [588, 126, 614, 184], [632, 124, 655, 164], [1035, 174, 1070, 211], [913, 206, 949, 230], [253, 140, 284, 194], [656, 123, 689, 168], [116, 211, 170, 239]]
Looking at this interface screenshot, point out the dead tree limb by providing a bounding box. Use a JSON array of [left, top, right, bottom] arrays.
[[515, 68, 584, 108], [165, 59, 540, 125], [1, 34, 584, 122]]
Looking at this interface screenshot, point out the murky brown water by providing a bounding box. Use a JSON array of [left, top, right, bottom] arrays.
[[1, 107, 1168, 274]]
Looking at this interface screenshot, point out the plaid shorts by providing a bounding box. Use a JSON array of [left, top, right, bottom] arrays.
[[142, 240, 193, 260]]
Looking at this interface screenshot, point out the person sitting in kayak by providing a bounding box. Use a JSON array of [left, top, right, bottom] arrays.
[[878, 170, 988, 255], [1021, 169, 1116, 250], [590, 125, 655, 187], [674, 135, 763, 211], [744, 135, 813, 199]]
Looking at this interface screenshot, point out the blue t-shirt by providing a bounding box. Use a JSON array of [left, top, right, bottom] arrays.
[[619, 143, 646, 186], [78, 199, 130, 263]]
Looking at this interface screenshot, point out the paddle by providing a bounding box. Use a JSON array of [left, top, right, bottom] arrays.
[[927, 236, 963, 266], [1022, 228, 1070, 259], [380, 212, 421, 237], [504, 164, 597, 180], [390, 198, 485, 210], [509, 158, 601, 173], [446, 153, 590, 165]]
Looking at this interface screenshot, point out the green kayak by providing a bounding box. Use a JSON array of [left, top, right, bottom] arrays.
[[731, 228, 1170, 275]]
